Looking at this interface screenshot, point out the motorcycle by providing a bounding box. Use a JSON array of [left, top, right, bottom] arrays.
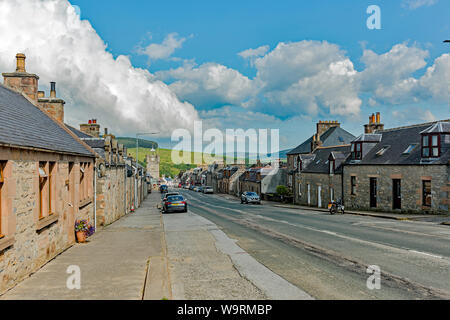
[[328, 198, 345, 215]]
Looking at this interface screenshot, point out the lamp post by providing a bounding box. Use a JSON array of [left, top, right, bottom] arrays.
[[135, 132, 159, 209]]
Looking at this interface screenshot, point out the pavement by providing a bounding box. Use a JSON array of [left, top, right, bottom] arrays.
[[0, 193, 170, 300], [0, 191, 313, 300]]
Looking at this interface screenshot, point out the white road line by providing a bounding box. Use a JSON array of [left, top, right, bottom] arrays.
[[408, 250, 443, 259]]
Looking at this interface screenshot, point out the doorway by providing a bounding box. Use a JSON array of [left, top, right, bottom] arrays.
[[370, 178, 377, 208], [393, 179, 401, 210], [317, 185, 322, 208]]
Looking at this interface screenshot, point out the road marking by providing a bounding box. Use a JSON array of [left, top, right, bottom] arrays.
[[184, 190, 450, 262], [408, 250, 443, 259]]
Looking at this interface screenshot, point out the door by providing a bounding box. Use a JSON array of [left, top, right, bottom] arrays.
[[393, 179, 401, 210], [317, 186, 322, 208], [370, 178, 377, 208], [307, 184, 311, 205]]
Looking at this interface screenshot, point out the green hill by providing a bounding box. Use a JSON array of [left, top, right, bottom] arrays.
[[117, 137, 158, 149], [127, 147, 211, 178]]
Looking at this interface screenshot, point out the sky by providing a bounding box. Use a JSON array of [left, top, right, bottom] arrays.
[[0, 0, 449, 151]]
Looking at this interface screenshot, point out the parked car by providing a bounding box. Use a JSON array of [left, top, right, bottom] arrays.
[[241, 192, 261, 204], [197, 186, 204, 193], [202, 186, 214, 194], [189, 185, 195, 191], [162, 195, 188, 213]]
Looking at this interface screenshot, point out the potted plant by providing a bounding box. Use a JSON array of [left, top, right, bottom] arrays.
[[75, 219, 95, 243]]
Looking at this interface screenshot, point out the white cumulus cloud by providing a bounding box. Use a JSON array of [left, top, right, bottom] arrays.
[[137, 32, 187, 62], [238, 45, 270, 60], [0, 0, 198, 136], [156, 61, 255, 108]]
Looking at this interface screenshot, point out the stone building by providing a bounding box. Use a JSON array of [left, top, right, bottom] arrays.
[[296, 145, 351, 207], [68, 123, 138, 227], [343, 119, 449, 214], [287, 120, 355, 201], [0, 54, 96, 294], [146, 152, 160, 187]]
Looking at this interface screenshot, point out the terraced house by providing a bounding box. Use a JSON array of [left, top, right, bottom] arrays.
[[0, 54, 96, 294], [344, 119, 450, 214]]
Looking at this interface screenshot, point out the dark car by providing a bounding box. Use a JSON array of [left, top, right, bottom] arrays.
[[159, 185, 168, 193], [241, 192, 261, 204], [162, 195, 188, 213]]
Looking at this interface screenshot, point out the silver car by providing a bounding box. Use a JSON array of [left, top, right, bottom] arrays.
[[241, 192, 261, 204], [203, 186, 214, 194]]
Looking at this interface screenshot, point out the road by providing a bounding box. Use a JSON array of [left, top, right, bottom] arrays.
[[176, 189, 450, 300]]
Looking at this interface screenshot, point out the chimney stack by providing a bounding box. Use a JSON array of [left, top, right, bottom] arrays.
[[37, 82, 66, 123], [80, 119, 101, 137], [316, 120, 341, 139], [2, 53, 39, 102], [364, 112, 384, 134]]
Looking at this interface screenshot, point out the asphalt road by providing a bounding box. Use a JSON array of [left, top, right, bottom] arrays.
[[175, 189, 450, 300]]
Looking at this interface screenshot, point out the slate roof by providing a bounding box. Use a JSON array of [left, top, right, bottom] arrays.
[[287, 126, 355, 155], [352, 134, 382, 143], [83, 139, 105, 149], [355, 120, 450, 165], [303, 145, 352, 174], [0, 85, 94, 157], [67, 125, 94, 139]]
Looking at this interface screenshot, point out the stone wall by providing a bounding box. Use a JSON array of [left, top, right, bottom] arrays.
[[295, 172, 342, 208], [96, 166, 127, 227], [343, 164, 449, 214], [0, 154, 94, 294]]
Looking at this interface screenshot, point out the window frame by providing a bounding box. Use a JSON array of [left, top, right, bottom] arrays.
[[351, 176, 357, 195], [38, 162, 48, 220], [351, 142, 363, 160], [422, 134, 440, 158], [329, 160, 335, 175]]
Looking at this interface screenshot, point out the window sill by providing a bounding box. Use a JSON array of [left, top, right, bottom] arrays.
[[79, 198, 93, 209], [0, 236, 15, 252], [36, 213, 59, 231]]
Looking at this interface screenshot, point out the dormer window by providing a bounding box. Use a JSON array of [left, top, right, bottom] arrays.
[[329, 160, 335, 175], [351, 142, 362, 160], [422, 134, 440, 158]]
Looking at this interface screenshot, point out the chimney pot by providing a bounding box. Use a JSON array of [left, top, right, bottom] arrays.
[[88, 120, 92, 124], [37, 91, 45, 98], [50, 82, 56, 98], [16, 53, 26, 73], [105, 128, 108, 135], [376, 112, 381, 124]]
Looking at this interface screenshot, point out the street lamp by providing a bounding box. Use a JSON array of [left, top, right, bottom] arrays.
[[135, 132, 159, 209]]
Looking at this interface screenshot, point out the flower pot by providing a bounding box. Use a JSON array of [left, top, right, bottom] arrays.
[[76, 231, 87, 243]]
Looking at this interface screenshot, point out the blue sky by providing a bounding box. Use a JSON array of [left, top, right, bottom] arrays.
[[57, 0, 449, 149]]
